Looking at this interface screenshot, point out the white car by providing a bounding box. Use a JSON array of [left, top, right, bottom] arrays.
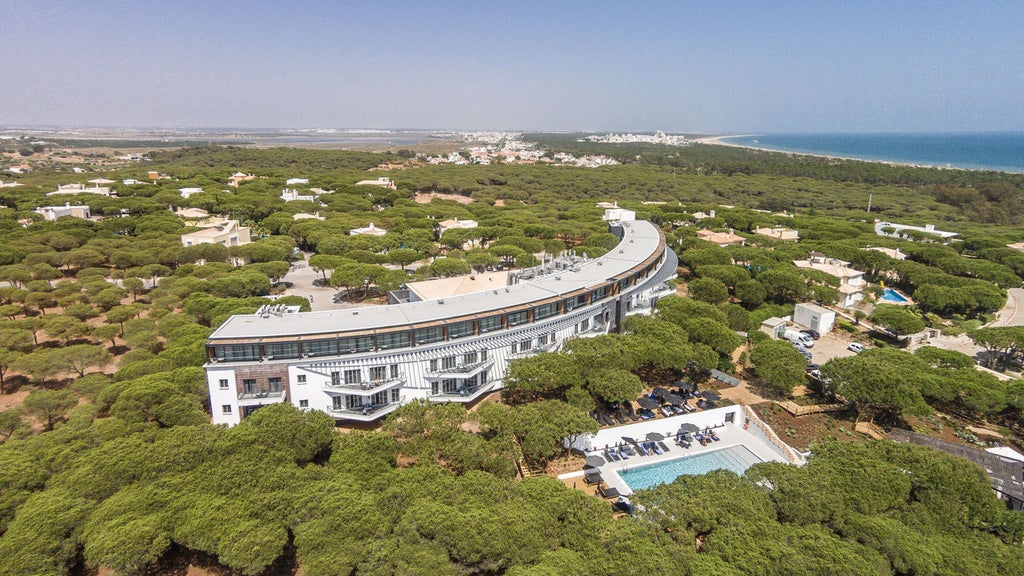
[[847, 342, 866, 353]]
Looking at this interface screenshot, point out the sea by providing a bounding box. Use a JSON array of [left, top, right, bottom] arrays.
[[719, 132, 1024, 174]]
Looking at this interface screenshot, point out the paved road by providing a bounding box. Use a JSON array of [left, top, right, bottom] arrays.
[[988, 287, 1024, 328]]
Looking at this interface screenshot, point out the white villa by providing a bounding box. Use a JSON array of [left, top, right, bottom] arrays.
[[179, 187, 204, 198], [437, 217, 479, 236], [794, 252, 866, 308], [281, 188, 317, 203], [204, 218, 677, 425], [47, 183, 112, 197], [355, 177, 396, 189], [35, 204, 91, 221], [350, 222, 387, 236], [875, 221, 958, 242], [180, 219, 252, 248], [285, 178, 309, 186]]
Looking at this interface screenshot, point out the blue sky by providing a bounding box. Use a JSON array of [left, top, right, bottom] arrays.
[[2, 1, 1022, 132]]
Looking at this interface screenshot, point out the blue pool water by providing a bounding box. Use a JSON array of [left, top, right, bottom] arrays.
[[618, 445, 763, 491], [880, 288, 910, 303]]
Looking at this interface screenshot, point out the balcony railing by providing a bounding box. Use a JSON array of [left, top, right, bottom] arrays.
[[509, 341, 559, 359], [426, 357, 494, 377], [432, 381, 496, 402], [322, 373, 406, 392], [328, 396, 405, 421], [238, 390, 285, 401]]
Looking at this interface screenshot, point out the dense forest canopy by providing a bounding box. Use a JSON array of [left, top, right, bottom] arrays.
[[0, 143, 1022, 575]]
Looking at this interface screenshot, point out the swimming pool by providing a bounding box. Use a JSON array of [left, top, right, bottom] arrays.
[[618, 445, 763, 491], [880, 288, 910, 304]]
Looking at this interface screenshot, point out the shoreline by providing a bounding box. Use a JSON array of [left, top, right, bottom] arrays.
[[693, 134, 1023, 174]]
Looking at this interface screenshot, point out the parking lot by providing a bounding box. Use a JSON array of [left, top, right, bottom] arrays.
[[805, 331, 862, 366]]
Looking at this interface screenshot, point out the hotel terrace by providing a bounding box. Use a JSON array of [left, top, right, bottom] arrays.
[[204, 218, 677, 425]]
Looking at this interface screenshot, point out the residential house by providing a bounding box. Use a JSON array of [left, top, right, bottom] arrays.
[[349, 223, 387, 236], [864, 246, 907, 260], [437, 217, 479, 237], [0, 181, 23, 188], [696, 229, 745, 247], [35, 203, 91, 221], [179, 187, 204, 198], [46, 183, 112, 197], [354, 177, 396, 190], [754, 227, 799, 241], [281, 188, 317, 202], [180, 220, 252, 247], [147, 171, 171, 180], [874, 220, 957, 242], [285, 178, 309, 186], [6, 164, 31, 174], [793, 252, 866, 308], [227, 172, 255, 187]]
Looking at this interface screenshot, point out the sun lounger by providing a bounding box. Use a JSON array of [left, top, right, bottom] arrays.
[[584, 472, 602, 485], [648, 442, 663, 455], [598, 484, 622, 499], [614, 414, 628, 425], [658, 441, 670, 453], [661, 406, 673, 418], [635, 442, 649, 456], [600, 413, 615, 427], [617, 447, 631, 459], [605, 449, 620, 462]]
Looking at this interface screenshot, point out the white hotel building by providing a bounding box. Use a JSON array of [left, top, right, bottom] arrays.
[[204, 218, 677, 425]]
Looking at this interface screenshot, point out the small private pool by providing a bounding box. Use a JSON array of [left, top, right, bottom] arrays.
[[880, 288, 912, 304], [618, 445, 763, 491]]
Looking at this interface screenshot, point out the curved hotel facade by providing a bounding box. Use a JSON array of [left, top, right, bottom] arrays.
[[204, 219, 677, 425]]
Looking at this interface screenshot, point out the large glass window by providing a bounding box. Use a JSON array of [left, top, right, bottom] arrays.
[[268, 377, 282, 392], [376, 331, 410, 350], [534, 302, 557, 320], [507, 311, 528, 326], [447, 320, 475, 339], [303, 339, 339, 357], [591, 285, 609, 302], [442, 356, 457, 369], [344, 369, 361, 385], [478, 315, 502, 333], [338, 335, 373, 353], [414, 326, 443, 345], [216, 344, 260, 361], [369, 366, 387, 381], [264, 342, 299, 359], [463, 351, 479, 365]]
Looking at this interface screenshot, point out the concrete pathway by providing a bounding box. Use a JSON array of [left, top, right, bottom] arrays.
[[988, 287, 1024, 328]]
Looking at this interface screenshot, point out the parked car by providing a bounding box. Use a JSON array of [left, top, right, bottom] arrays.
[[847, 342, 866, 353], [800, 329, 821, 340], [805, 363, 820, 372], [793, 343, 813, 360]]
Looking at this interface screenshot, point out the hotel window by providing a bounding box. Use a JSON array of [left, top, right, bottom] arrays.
[[538, 334, 549, 346], [333, 396, 346, 410], [507, 311, 528, 326], [303, 339, 339, 357], [478, 315, 502, 333], [390, 364, 399, 378], [377, 331, 410, 350], [331, 371, 341, 386], [447, 320, 475, 339], [338, 335, 373, 354], [218, 379, 229, 390], [222, 404, 232, 414], [534, 302, 557, 320], [520, 339, 532, 351], [414, 326, 443, 345], [218, 344, 260, 361], [480, 349, 488, 361], [429, 359, 439, 372], [580, 318, 591, 332], [564, 297, 576, 312], [264, 342, 299, 359], [511, 342, 517, 354], [576, 294, 588, 307], [296, 374, 307, 384], [592, 286, 609, 302], [299, 400, 308, 408], [268, 377, 282, 392], [242, 379, 257, 394], [390, 388, 400, 403], [344, 369, 361, 385], [442, 356, 457, 369], [463, 351, 478, 365], [369, 366, 387, 381]]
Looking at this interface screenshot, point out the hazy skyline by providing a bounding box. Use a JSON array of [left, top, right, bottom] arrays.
[[2, 1, 1023, 133]]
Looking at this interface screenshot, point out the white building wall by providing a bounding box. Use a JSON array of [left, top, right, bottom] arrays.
[[207, 367, 242, 426]]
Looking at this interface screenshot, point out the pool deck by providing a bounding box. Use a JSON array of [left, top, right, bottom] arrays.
[[560, 408, 794, 495]]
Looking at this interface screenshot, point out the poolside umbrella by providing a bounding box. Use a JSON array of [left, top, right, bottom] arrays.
[[646, 432, 665, 441], [651, 387, 671, 399], [585, 455, 606, 468], [702, 390, 721, 402], [637, 397, 659, 410], [621, 436, 640, 447], [678, 423, 700, 434], [675, 380, 696, 393], [662, 393, 686, 406]]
